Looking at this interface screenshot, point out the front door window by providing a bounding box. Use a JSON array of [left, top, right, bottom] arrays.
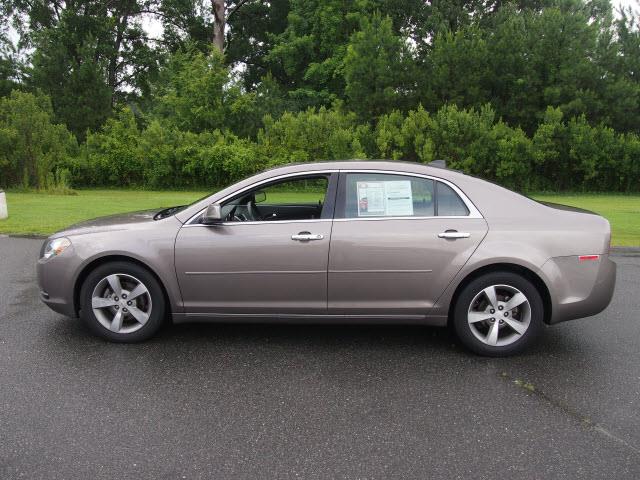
[[222, 175, 331, 222]]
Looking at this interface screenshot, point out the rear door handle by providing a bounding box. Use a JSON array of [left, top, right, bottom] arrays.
[[291, 232, 324, 241], [438, 231, 470, 239]]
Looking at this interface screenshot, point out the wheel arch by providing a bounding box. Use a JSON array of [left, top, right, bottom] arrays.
[[73, 255, 172, 318], [447, 263, 553, 326]]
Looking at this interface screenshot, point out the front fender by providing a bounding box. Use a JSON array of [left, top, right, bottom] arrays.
[[68, 217, 184, 315]]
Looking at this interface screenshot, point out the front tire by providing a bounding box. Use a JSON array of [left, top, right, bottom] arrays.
[[79, 261, 166, 342], [452, 272, 544, 357]]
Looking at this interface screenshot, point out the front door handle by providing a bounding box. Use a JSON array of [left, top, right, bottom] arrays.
[[438, 230, 471, 239], [291, 232, 324, 241]]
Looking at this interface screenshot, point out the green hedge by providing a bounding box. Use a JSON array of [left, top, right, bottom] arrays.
[[1, 91, 639, 192]]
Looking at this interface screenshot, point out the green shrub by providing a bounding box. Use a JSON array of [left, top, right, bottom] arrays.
[[0, 91, 77, 189], [258, 106, 370, 166], [374, 104, 639, 192], [181, 131, 263, 187], [6, 90, 636, 193], [83, 108, 145, 186]]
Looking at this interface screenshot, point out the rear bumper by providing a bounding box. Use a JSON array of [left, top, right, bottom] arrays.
[[543, 254, 616, 325]]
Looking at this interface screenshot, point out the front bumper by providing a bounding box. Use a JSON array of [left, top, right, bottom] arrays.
[[37, 241, 80, 318], [542, 254, 617, 324]]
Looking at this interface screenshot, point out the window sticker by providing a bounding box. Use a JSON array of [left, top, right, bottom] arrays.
[[357, 182, 386, 216], [356, 180, 413, 217], [385, 181, 413, 216]]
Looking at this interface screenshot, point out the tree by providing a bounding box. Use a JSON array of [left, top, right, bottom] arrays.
[[158, 0, 256, 54], [599, 5, 640, 132], [264, 0, 360, 108], [0, 51, 20, 98], [426, 1, 627, 134], [212, 0, 226, 52], [31, 29, 113, 140], [153, 47, 230, 132], [427, 26, 491, 112], [0, 18, 21, 97], [343, 14, 415, 121], [225, 0, 290, 89], [151, 46, 261, 137], [4, 0, 163, 137], [0, 91, 76, 189]]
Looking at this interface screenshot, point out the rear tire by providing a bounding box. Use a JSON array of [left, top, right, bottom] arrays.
[[452, 271, 544, 357], [79, 261, 166, 343]]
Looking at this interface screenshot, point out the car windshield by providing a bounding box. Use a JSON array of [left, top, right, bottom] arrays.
[[153, 190, 219, 220]]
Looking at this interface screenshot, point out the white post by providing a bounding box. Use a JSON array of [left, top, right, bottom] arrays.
[[0, 189, 7, 220]]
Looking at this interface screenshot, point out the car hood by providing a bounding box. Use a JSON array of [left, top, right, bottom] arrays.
[[51, 209, 160, 238]]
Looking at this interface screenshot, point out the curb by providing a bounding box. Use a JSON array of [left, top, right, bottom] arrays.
[[4, 234, 47, 240], [611, 247, 640, 257]]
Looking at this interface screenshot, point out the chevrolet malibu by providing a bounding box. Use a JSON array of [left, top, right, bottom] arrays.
[[37, 161, 616, 356]]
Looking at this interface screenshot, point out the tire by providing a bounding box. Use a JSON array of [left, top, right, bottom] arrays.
[[79, 261, 166, 343], [452, 271, 544, 357]]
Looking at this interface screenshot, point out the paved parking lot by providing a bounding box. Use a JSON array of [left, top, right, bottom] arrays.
[[1, 236, 639, 479]]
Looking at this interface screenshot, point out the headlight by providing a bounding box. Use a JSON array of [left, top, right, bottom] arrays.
[[42, 237, 71, 259]]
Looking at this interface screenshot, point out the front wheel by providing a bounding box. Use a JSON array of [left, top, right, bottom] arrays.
[[79, 261, 166, 342], [452, 272, 544, 357]]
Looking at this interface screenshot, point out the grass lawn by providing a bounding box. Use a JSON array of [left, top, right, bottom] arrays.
[[531, 193, 640, 247], [0, 190, 207, 237], [0, 189, 638, 246], [0, 189, 323, 237]]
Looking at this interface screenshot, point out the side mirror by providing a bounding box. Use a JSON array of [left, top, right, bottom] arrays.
[[202, 204, 223, 224]]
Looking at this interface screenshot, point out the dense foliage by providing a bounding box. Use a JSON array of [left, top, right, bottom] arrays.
[[0, 0, 639, 192]]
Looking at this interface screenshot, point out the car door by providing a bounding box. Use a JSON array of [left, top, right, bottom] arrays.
[[175, 173, 337, 316], [328, 171, 488, 317]]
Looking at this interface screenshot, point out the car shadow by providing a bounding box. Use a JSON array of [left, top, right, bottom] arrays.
[[42, 312, 463, 355], [41, 311, 582, 364]]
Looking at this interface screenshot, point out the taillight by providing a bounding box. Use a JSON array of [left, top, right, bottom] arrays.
[[579, 255, 600, 262]]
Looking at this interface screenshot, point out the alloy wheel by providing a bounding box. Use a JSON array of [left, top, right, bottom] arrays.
[[467, 284, 531, 347], [91, 273, 152, 334]]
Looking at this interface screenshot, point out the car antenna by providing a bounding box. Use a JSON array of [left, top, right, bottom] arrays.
[[427, 159, 447, 169]]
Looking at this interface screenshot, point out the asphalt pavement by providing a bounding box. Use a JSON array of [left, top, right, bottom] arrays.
[[1, 235, 639, 479]]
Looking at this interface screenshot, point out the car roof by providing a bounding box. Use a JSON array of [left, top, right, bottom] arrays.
[[260, 159, 466, 181]]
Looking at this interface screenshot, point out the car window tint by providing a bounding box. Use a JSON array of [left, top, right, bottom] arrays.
[[343, 173, 435, 218], [260, 177, 328, 205], [436, 182, 469, 216], [222, 175, 330, 222]]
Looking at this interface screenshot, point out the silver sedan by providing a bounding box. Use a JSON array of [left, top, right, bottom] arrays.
[[37, 161, 616, 356]]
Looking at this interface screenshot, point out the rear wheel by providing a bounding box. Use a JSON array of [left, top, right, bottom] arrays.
[[452, 272, 544, 356], [79, 261, 166, 342]]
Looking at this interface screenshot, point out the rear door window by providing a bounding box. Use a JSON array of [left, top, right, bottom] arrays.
[[339, 173, 434, 218], [338, 172, 470, 218]]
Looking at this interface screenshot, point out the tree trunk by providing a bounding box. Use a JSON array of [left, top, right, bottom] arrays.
[[108, 12, 129, 107], [212, 0, 226, 53]]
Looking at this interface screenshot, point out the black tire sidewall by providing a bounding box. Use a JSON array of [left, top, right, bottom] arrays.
[[453, 272, 544, 357], [79, 261, 166, 343]]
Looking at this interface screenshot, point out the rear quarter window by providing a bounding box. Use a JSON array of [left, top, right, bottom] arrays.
[[436, 182, 469, 216]]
